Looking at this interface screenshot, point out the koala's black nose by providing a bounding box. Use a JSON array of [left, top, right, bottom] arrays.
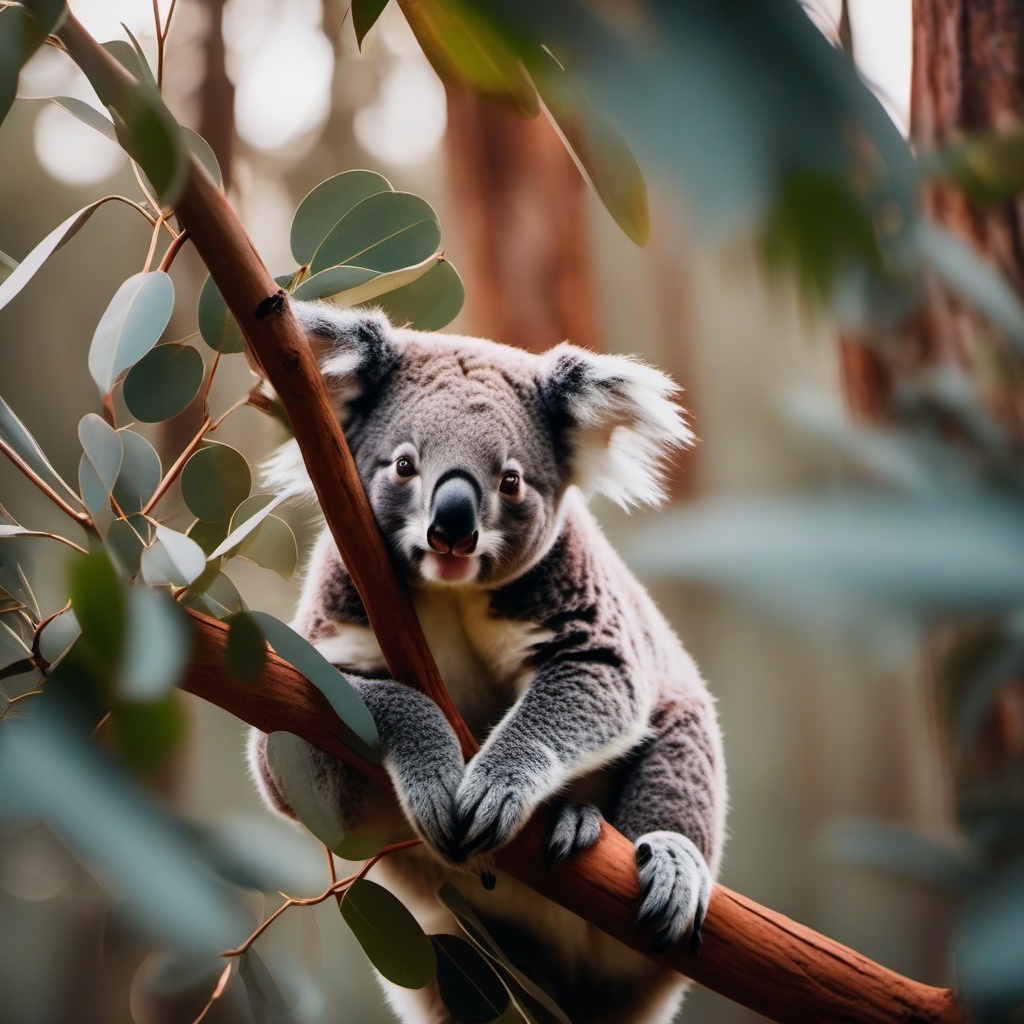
[[428, 474, 479, 556]]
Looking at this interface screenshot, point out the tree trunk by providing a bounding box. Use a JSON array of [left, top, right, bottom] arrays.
[[445, 90, 603, 353]]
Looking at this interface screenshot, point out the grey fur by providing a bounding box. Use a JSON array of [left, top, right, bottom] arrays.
[[251, 301, 726, 1024]]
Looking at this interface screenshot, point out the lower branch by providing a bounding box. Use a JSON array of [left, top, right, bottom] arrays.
[[184, 609, 962, 1024]]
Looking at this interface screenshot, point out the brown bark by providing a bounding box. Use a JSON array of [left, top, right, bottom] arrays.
[[59, 15, 963, 1024], [445, 90, 603, 352]]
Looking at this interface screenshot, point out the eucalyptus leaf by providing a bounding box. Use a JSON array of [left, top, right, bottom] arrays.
[[0, 617, 31, 672], [0, 1, 63, 125], [78, 413, 123, 496], [117, 585, 192, 700], [184, 571, 244, 619], [248, 612, 379, 753], [79, 454, 109, 517], [238, 515, 297, 579], [0, 710, 248, 953], [0, 393, 81, 507], [353, 0, 390, 48], [431, 933, 509, 1023], [292, 265, 380, 302], [224, 611, 267, 683], [341, 879, 436, 989], [123, 342, 205, 423], [239, 949, 292, 1023], [88, 271, 175, 394], [197, 274, 245, 354], [113, 429, 162, 514], [310, 191, 441, 275], [396, 0, 539, 118], [182, 127, 223, 187], [105, 515, 152, 577], [37, 606, 80, 667], [436, 884, 571, 1024], [111, 692, 187, 777], [825, 820, 982, 893], [209, 494, 285, 560], [188, 518, 231, 557], [0, 200, 109, 313], [369, 258, 464, 331], [69, 552, 126, 673], [290, 170, 393, 265], [141, 525, 207, 587], [103, 38, 156, 88], [47, 95, 117, 140], [531, 51, 649, 247], [181, 442, 252, 523]]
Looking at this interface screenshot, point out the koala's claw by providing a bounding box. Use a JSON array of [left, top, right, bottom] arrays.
[[546, 801, 603, 863], [447, 766, 531, 861], [635, 831, 712, 955]]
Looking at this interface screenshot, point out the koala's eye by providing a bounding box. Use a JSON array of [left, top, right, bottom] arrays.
[[395, 456, 417, 478], [499, 471, 520, 495]]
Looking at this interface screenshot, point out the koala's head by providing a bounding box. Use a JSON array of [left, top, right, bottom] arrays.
[[267, 304, 693, 589]]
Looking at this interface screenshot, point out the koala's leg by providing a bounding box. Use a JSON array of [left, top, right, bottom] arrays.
[[607, 694, 725, 954]]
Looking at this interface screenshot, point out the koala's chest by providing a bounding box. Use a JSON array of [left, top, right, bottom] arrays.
[[322, 590, 552, 738]]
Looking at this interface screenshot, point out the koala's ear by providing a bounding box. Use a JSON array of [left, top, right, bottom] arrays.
[[262, 301, 399, 500], [291, 301, 399, 417], [541, 343, 695, 508]]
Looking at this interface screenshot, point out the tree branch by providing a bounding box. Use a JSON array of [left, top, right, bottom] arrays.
[[60, 13, 963, 1024]]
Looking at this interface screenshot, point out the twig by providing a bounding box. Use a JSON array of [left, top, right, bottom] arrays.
[[190, 961, 234, 1024], [221, 839, 422, 957], [209, 398, 248, 431], [142, 211, 170, 273], [157, 228, 189, 272], [140, 415, 211, 516], [0, 436, 96, 537]]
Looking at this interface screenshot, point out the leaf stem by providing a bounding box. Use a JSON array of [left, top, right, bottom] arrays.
[[190, 962, 234, 1024], [0, 530, 89, 555], [158, 228, 189, 272], [221, 839, 422, 958], [140, 415, 211, 516], [143, 211, 171, 273], [0, 436, 96, 537], [0, 689, 44, 720]]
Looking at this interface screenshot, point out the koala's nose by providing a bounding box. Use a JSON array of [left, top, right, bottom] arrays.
[[428, 474, 479, 556]]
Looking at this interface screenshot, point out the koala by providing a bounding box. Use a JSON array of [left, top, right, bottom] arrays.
[[249, 302, 727, 1024]]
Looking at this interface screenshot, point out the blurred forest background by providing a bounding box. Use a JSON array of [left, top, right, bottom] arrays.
[[2, 0, 1022, 1022]]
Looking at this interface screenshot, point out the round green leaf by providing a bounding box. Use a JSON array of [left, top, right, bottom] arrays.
[[197, 275, 245, 354], [89, 271, 175, 394], [209, 494, 282, 559], [370, 259, 465, 331], [341, 879, 436, 989], [70, 552, 127, 671], [292, 265, 379, 301], [181, 443, 251, 523], [80, 454, 110, 517], [310, 192, 441, 275], [105, 515, 153, 577], [123, 343, 205, 423], [224, 611, 266, 683], [239, 514, 297, 579], [113, 429, 162, 514], [249, 612, 379, 755], [78, 413, 123, 500], [37, 607, 80, 667], [431, 934, 508, 1022], [187, 518, 231, 557], [141, 525, 207, 587], [117, 586, 192, 700], [110, 693, 187, 778], [184, 571, 244, 619], [290, 170, 393, 265]]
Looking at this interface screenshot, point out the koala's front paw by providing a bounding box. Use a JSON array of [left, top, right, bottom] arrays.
[[395, 762, 462, 855], [447, 755, 539, 861], [546, 801, 603, 863], [635, 831, 712, 955]]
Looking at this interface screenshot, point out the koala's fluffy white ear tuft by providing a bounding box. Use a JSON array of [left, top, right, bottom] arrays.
[[543, 344, 695, 509], [262, 302, 397, 500]]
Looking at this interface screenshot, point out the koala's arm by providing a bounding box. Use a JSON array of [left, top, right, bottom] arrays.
[[451, 612, 647, 858], [251, 671, 466, 855]]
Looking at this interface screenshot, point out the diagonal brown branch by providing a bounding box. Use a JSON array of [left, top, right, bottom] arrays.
[[59, 13, 963, 1024]]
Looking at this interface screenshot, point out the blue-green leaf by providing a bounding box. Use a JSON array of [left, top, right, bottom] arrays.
[[141, 525, 207, 587], [122, 342, 205, 423], [0, 393, 81, 507], [113, 429, 162, 514], [78, 413, 123, 497], [88, 271, 175, 394], [181, 443, 251, 523], [248, 613, 379, 754], [117, 585, 192, 700]]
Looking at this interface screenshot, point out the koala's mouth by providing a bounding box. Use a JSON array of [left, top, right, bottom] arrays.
[[424, 550, 478, 583]]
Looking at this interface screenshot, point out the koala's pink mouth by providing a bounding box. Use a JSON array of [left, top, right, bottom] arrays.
[[427, 551, 475, 582]]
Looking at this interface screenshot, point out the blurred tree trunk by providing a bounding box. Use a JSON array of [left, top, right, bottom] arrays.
[[444, 91, 603, 353], [841, 0, 1024, 417]]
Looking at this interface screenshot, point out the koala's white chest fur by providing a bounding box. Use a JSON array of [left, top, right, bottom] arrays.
[[313, 587, 553, 738]]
